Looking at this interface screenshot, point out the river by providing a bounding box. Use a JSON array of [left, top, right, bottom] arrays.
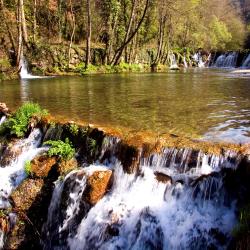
[[0, 68, 250, 143]]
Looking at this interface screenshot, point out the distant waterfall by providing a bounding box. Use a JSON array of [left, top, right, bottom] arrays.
[[183, 56, 188, 68], [193, 53, 205, 68], [170, 54, 179, 70], [214, 52, 238, 68], [241, 54, 250, 68], [19, 57, 42, 79]]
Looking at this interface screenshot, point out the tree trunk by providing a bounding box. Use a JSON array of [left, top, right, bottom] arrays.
[[19, 0, 28, 45], [33, 0, 37, 43], [17, 1, 23, 68], [0, 0, 16, 54], [85, 0, 91, 68], [111, 0, 150, 66], [68, 0, 76, 68]]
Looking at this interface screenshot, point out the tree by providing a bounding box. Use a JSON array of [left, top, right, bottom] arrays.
[[85, 0, 91, 68]]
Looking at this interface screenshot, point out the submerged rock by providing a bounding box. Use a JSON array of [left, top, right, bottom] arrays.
[[83, 170, 113, 205], [154, 171, 172, 184]]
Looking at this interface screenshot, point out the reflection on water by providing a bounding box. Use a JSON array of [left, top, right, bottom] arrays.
[[0, 69, 250, 143]]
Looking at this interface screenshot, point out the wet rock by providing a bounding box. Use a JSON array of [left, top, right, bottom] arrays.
[[30, 155, 57, 178], [0, 215, 10, 233], [106, 224, 119, 237], [116, 142, 140, 174], [0, 142, 22, 167], [43, 124, 63, 142], [154, 172, 172, 184], [58, 158, 78, 175], [0, 103, 9, 116], [83, 170, 113, 205], [11, 179, 44, 211], [6, 166, 59, 249]]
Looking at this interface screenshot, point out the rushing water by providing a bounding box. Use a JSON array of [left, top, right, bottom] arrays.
[[0, 69, 250, 143], [42, 136, 242, 250]]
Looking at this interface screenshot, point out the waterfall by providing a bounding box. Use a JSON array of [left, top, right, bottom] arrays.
[[193, 53, 205, 68], [0, 128, 48, 247], [183, 56, 188, 68], [42, 140, 241, 250], [0, 116, 6, 126], [214, 52, 238, 68], [170, 54, 179, 70], [0, 128, 47, 209], [241, 54, 250, 68], [19, 57, 42, 79]]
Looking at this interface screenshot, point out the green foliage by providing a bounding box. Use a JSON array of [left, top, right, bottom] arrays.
[[209, 16, 232, 50], [44, 138, 75, 160], [87, 138, 97, 155], [24, 160, 32, 176], [0, 102, 48, 137], [68, 123, 79, 136]]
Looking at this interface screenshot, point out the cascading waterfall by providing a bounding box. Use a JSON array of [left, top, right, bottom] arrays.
[[0, 116, 6, 126], [183, 56, 188, 68], [214, 52, 238, 68], [170, 54, 179, 70], [241, 54, 250, 68], [19, 57, 42, 79], [42, 138, 241, 250], [0, 128, 47, 247], [193, 53, 205, 68]]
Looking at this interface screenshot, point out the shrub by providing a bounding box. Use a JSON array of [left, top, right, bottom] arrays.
[[44, 138, 75, 160], [68, 123, 79, 136], [24, 160, 32, 176], [0, 102, 48, 137], [87, 138, 97, 155]]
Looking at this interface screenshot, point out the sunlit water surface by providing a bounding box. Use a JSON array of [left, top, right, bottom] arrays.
[[1, 69, 249, 143]]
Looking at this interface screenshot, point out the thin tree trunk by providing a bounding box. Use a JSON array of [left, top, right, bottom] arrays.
[[0, 0, 16, 54], [33, 0, 37, 43], [85, 0, 91, 68], [111, 0, 149, 66], [19, 0, 28, 45], [17, 1, 23, 68], [68, 0, 76, 68]]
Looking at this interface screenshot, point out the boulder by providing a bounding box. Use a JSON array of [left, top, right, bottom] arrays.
[[0, 103, 9, 116], [58, 158, 78, 176], [83, 170, 113, 205], [31, 155, 57, 178], [11, 179, 44, 211], [154, 172, 172, 184], [0, 215, 9, 233]]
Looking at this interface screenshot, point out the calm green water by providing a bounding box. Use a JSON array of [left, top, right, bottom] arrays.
[[1, 69, 250, 143]]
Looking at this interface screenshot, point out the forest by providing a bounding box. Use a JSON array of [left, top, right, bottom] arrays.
[[0, 0, 250, 75]]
